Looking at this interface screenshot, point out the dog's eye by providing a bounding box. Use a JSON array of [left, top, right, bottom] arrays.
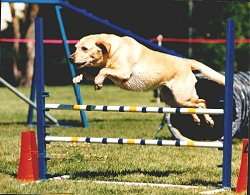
[[81, 47, 88, 51]]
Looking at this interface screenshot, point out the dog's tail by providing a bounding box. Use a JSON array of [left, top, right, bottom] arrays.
[[189, 59, 225, 85]]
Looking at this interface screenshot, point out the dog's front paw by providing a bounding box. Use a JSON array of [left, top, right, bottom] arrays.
[[73, 74, 83, 84], [94, 75, 105, 90], [95, 83, 103, 90]]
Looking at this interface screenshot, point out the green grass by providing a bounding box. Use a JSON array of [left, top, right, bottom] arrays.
[[0, 85, 243, 194]]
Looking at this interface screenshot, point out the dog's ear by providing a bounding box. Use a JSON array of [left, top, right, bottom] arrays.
[[95, 41, 111, 54]]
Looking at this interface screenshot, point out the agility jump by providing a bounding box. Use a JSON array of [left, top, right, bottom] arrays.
[[2, 0, 249, 192], [33, 16, 235, 191], [3, 0, 235, 190]]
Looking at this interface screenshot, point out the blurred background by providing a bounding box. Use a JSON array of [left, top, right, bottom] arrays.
[[0, 0, 249, 86]]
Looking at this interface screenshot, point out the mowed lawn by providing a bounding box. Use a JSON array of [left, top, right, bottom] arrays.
[[0, 85, 243, 194]]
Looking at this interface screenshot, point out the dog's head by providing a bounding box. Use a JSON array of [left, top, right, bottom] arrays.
[[70, 35, 111, 69]]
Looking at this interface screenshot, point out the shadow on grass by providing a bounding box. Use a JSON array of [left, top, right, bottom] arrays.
[[0, 116, 160, 127], [48, 169, 221, 187], [64, 168, 183, 179], [189, 178, 222, 187], [58, 120, 85, 127], [0, 121, 29, 126], [0, 120, 78, 127], [55, 117, 160, 128]]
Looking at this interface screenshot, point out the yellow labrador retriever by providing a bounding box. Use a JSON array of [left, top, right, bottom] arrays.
[[71, 33, 225, 126]]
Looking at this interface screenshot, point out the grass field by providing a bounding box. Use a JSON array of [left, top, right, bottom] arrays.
[[0, 85, 243, 194]]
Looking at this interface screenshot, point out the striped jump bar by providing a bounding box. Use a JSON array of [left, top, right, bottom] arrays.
[[45, 136, 223, 148], [45, 104, 224, 115]]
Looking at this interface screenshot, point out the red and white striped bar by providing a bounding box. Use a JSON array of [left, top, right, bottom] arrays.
[[45, 104, 224, 115], [45, 136, 223, 148]]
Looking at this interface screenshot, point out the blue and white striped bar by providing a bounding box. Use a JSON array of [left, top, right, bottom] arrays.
[[45, 136, 223, 148], [45, 104, 224, 115]]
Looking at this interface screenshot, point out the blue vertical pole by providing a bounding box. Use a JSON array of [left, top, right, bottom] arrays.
[[35, 17, 47, 179], [222, 18, 234, 189], [27, 71, 36, 125], [55, 6, 88, 128]]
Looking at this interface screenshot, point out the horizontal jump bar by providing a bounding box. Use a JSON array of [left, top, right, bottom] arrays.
[[45, 104, 224, 115], [45, 136, 223, 148]]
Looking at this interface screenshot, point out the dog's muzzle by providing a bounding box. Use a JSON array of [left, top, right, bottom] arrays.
[[69, 57, 87, 67]]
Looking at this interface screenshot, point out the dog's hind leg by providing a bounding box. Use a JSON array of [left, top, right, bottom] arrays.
[[172, 96, 214, 127], [160, 85, 214, 126], [160, 86, 205, 125], [189, 98, 214, 127]]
